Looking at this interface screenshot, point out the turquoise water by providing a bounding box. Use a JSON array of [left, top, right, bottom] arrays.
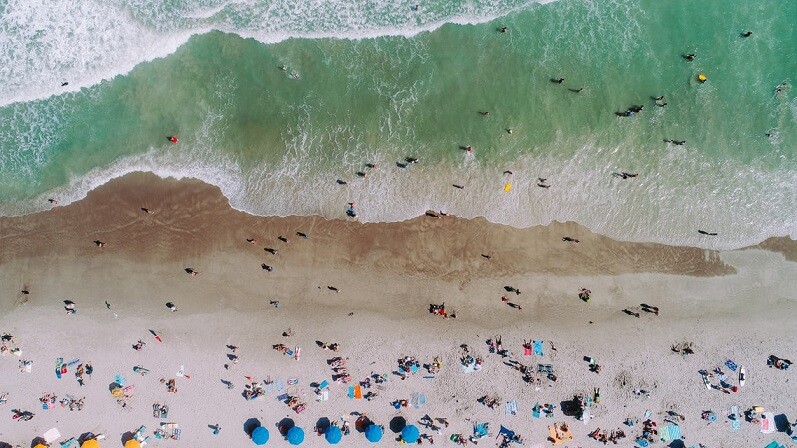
[[0, 0, 795, 248]]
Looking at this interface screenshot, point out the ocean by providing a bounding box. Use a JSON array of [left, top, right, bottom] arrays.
[[0, 0, 794, 249]]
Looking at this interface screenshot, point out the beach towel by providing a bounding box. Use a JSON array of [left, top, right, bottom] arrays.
[[474, 423, 488, 437], [354, 385, 362, 399], [266, 383, 274, 393], [43, 427, 61, 443], [533, 340, 544, 357], [505, 400, 518, 416], [277, 393, 289, 402], [524, 347, 532, 356], [725, 360, 738, 371], [321, 390, 329, 401], [275, 379, 284, 391], [635, 439, 649, 447], [410, 364, 419, 374], [499, 425, 515, 439], [731, 405, 741, 430], [660, 424, 681, 442], [318, 380, 329, 390], [347, 386, 354, 399], [761, 412, 776, 434], [411, 392, 427, 409], [461, 362, 478, 373], [114, 374, 127, 387], [763, 442, 785, 448]]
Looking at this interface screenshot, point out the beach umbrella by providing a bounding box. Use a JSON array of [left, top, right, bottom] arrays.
[[81, 440, 101, 448], [364, 424, 383, 443], [402, 424, 420, 443], [123, 441, 141, 448], [286, 426, 305, 445], [252, 426, 270, 445], [34, 445, 48, 448], [324, 426, 342, 444]]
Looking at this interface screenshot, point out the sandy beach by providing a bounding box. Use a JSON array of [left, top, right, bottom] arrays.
[[1, 172, 796, 448]]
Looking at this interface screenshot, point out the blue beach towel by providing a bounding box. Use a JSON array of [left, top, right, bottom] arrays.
[[275, 379, 284, 391], [347, 386, 354, 399], [533, 340, 544, 357], [498, 426, 515, 439], [532, 403, 541, 419], [725, 360, 738, 371], [474, 423, 488, 437], [411, 392, 427, 409]]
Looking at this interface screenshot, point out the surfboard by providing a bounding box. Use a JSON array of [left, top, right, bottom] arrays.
[[701, 373, 711, 389], [739, 366, 746, 386]]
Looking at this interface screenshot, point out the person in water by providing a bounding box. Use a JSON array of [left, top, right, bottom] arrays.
[[551, 78, 565, 84], [741, 31, 752, 38], [568, 88, 583, 93], [683, 53, 696, 61], [498, 26, 508, 33]]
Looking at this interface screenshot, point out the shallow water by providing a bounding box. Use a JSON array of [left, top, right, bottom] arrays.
[[0, 0, 794, 249]]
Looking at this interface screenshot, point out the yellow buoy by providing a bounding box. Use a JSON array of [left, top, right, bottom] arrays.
[[697, 73, 707, 83], [503, 183, 512, 192]]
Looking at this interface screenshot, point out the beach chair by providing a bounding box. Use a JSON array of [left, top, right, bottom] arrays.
[[172, 428, 181, 440], [725, 359, 738, 371], [660, 424, 681, 442], [763, 442, 785, 448], [505, 400, 518, 416]]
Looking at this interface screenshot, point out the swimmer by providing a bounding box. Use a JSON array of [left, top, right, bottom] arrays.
[[479, 111, 490, 116], [264, 248, 277, 255], [741, 31, 752, 38], [336, 179, 348, 185], [683, 53, 696, 61], [278, 236, 289, 243], [296, 232, 308, 239], [550, 78, 565, 84], [246, 238, 256, 245], [505, 128, 513, 134], [698, 230, 718, 236], [498, 26, 508, 33], [503, 170, 513, 175], [465, 146, 473, 153], [568, 88, 583, 93], [365, 163, 377, 169], [775, 82, 788, 96], [261, 264, 274, 272], [405, 156, 419, 164], [356, 171, 367, 178], [141, 207, 151, 214], [48, 198, 58, 205], [61, 82, 69, 87], [278, 65, 287, 71]]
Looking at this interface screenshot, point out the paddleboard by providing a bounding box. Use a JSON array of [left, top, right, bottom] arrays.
[[701, 373, 711, 389], [739, 366, 746, 386]]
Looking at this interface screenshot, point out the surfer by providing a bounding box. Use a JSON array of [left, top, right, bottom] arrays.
[[261, 264, 273, 272], [498, 26, 508, 33], [550, 78, 565, 84], [48, 198, 58, 205], [356, 171, 367, 178], [503, 170, 513, 175], [278, 236, 289, 243], [405, 156, 419, 164], [568, 87, 583, 93], [682, 53, 696, 61], [168, 136, 179, 143], [346, 202, 357, 218], [479, 111, 490, 116], [336, 179, 348, 185], [296, 232, 308, 239], [61, 82, 69, 87], [452, 184, 465, 189], [698, 230, 718, 236], [141, 207, 151, 214], [741, 31, 752, 38], [506, 128, 513, 134], [264, 248, 277, 254], [562, 236, 580, 243], [537, 178, 550, 189]]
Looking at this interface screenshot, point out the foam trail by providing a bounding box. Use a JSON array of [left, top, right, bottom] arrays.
[[0, 0, 546, 106]]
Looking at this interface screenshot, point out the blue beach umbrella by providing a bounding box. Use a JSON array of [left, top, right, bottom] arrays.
[[364, 424, 383, 443], [286, 426, 305, 445], [324, 425, 343, 444], [252, 426, 269, 445], [401, 424, 420, 443]]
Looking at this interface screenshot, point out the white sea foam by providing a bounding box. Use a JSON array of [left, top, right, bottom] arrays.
[[0, 0, 544, 106]]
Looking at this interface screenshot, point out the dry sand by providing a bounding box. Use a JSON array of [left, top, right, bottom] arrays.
[[0, 172, 795, 447]]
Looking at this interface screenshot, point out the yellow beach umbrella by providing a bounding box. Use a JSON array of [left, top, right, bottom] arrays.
[[81, 439, 101, 448], [34, 444, 48, 448], [124, 440, 141, 448]]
